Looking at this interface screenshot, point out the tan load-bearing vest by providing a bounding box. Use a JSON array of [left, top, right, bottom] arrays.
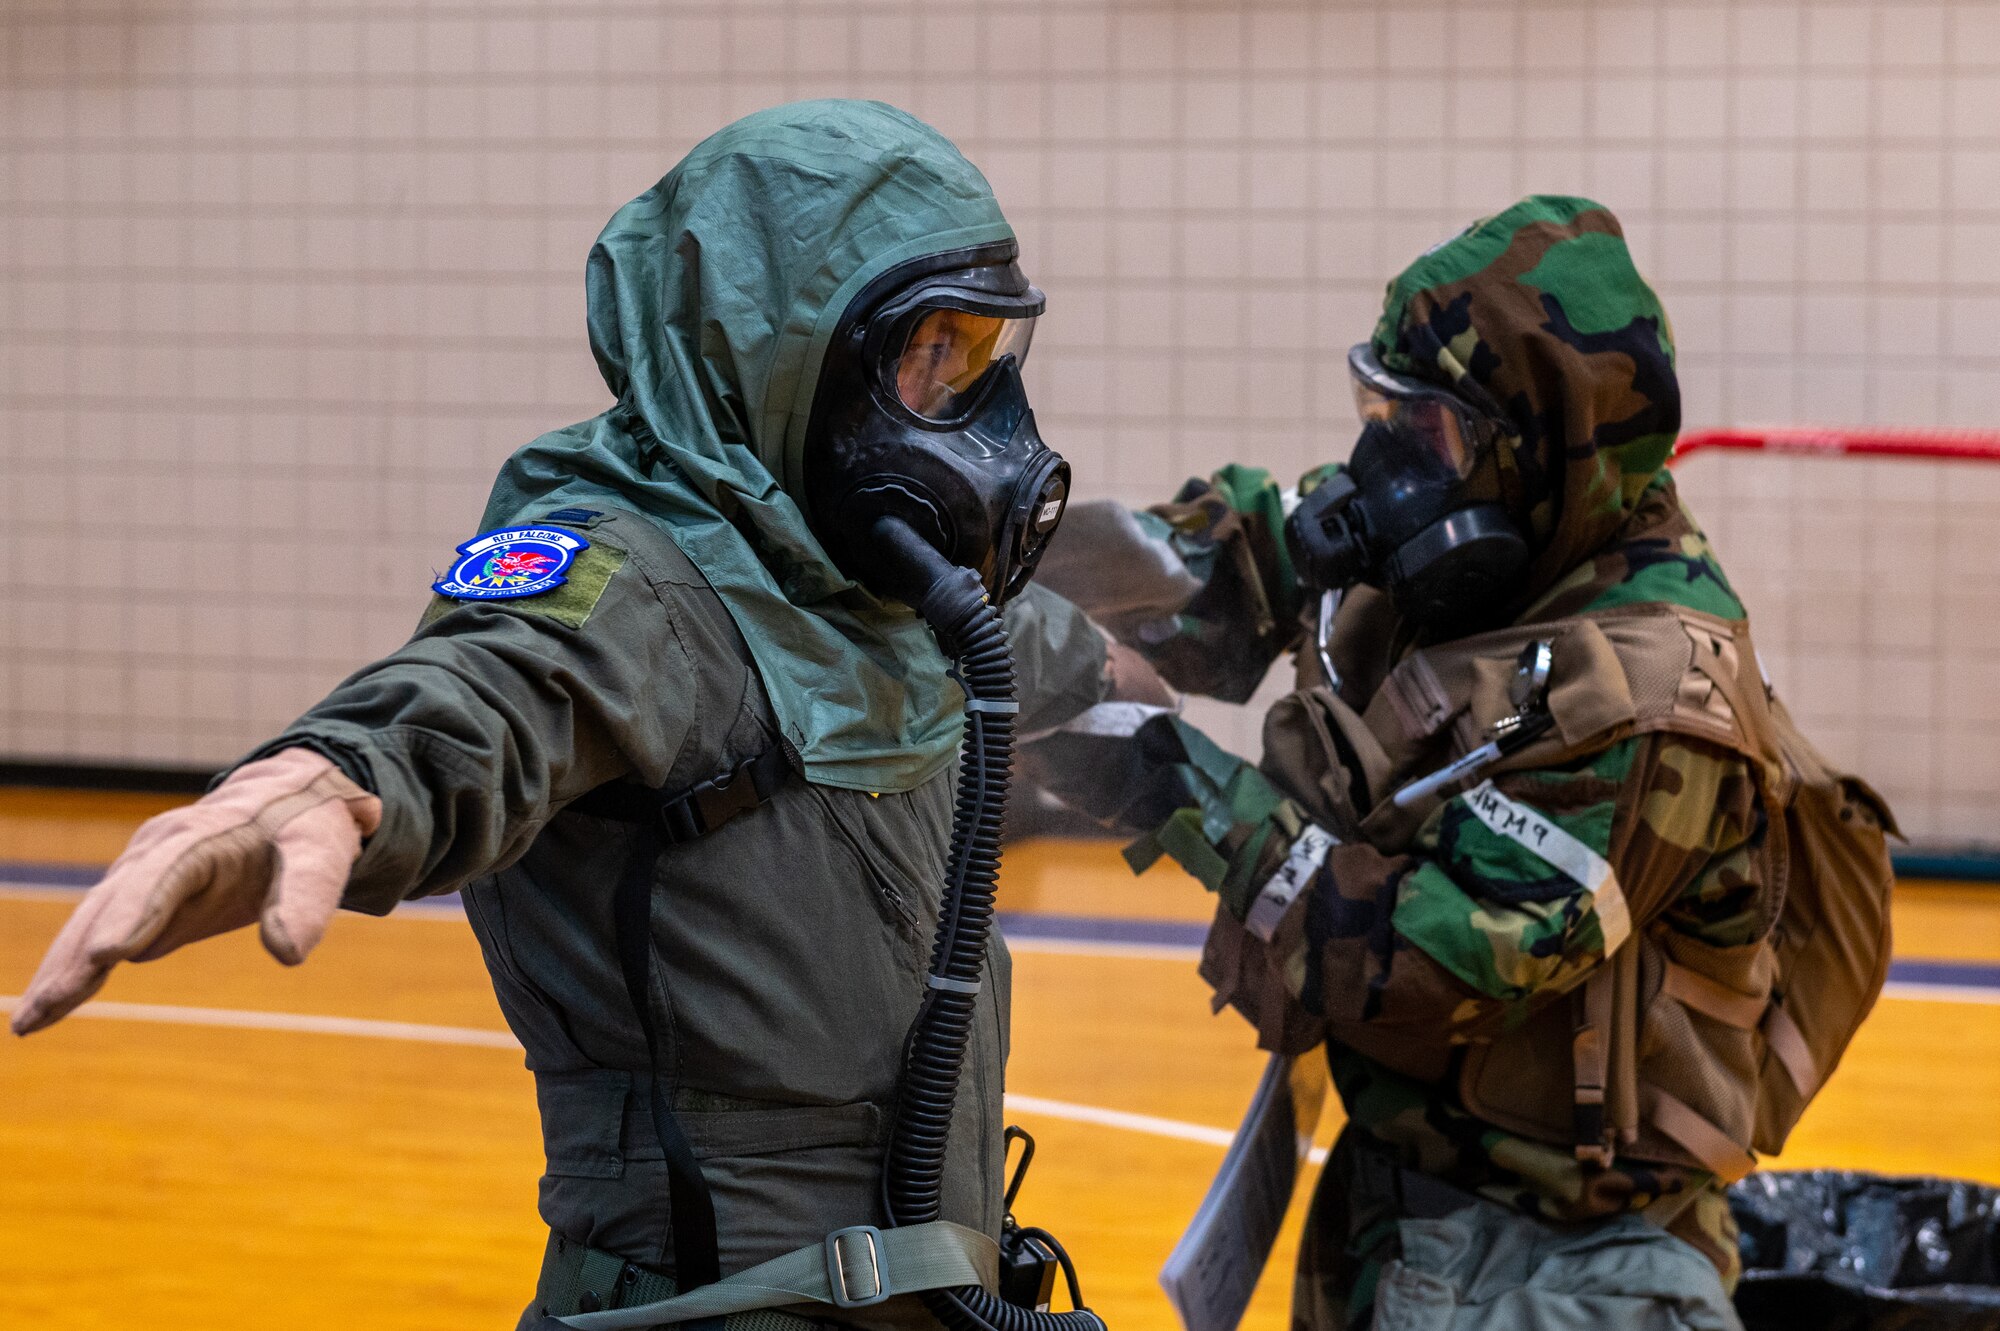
[[1266, 594, 1899, 1183]]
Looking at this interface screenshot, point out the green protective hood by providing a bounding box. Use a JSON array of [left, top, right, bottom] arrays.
[[481, 99, 1016, 793], [1370, 196, 1681, 604]]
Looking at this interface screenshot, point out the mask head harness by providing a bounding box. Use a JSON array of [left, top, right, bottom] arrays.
[[1285, 343, 1531, 636], [806, 242, 1069, 608]]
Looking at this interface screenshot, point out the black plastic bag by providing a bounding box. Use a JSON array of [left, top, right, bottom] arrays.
[[1730, 1170, 2000, 1330]]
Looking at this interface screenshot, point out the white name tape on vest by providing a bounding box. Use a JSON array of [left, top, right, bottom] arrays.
[[1245, 824, 1337, 943], [1461, 780, 1632, 953]]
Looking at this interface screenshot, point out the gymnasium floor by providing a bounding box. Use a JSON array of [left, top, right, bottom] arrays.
[[3, 789, 1999, 1331]]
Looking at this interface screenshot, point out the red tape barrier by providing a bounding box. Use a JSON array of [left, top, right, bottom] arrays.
[[1673, 427, 2000, 465]]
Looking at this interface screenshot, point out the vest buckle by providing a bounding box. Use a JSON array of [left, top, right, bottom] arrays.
[[825, 1225, 890, 1308], [660, 748, 788, 844]]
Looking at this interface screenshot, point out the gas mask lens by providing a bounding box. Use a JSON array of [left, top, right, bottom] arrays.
[[892, 306, 1036, 420], [1347, 345, 1498, 480]]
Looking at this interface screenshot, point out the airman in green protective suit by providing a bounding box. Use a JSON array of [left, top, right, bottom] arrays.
[[13, 101, 1111, 1331], [1037, 198, 1892, 1331]]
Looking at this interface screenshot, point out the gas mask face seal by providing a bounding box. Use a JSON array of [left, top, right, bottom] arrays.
[[805, 244, 1069, 608], [1284, 344, 1531, 636]]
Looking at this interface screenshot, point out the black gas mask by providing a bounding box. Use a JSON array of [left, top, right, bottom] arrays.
[[805, 243, 1068, 609], [1285, 344, 1530, 636]]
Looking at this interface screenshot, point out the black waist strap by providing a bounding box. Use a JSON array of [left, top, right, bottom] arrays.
[[572, 747, 793, 844], [614, 821, 722, 1309], [573, 745, 792, 1325]]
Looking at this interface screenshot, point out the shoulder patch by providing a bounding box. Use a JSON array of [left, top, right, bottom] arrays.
[[433, 527, 588, 601], [421, 538, 626, 631]]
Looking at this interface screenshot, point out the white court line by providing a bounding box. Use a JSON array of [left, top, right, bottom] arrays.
[[10, 983, 1990, 1170], [0, 993, 1250, 1152], [1002, 1093, 1234, 1149], [1003, 1093, 1335, 1167], [0, 995, 522, 1048]]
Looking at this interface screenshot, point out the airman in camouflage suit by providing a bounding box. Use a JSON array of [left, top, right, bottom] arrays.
[[1064, 198, 1764, 1328]]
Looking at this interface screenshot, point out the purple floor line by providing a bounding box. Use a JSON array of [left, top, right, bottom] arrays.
[[5, 861, 1995, 990]]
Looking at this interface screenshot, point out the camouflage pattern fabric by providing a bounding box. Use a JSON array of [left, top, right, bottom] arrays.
[[1152, 478, 1762, 1307], [1130, 196, 1693, 699], [1109, 199, 1761, 1313], [1293, 1129, 1411, 1331], [1136, 464, 1304, 703], [1131, 461, 1353, 704], [1371, 194, 1683, 609], [1123, 712, 1310, 918]]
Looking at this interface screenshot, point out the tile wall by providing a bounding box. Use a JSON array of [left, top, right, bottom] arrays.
[[1, 0, 1995, 841]]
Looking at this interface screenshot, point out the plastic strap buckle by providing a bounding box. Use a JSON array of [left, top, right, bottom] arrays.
[[664, 749, 787, 845], [825, 1226, 890, 1308], [659, 797, 705, 843]]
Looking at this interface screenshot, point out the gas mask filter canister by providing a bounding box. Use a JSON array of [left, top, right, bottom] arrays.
[[1285, 344, 1531, 636]]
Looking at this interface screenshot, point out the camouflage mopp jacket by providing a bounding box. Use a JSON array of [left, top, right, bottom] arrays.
[[1034, 198, 1891, 1283], [1122, 465, 1764, 1277]]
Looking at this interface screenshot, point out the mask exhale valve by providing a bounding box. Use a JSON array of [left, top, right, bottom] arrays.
[[1285, 419, 1529, 637], [868, 517, 1105, 1331]]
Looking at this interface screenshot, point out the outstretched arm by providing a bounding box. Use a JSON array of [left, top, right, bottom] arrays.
[[246, 512, 696, 911], [13, 510, 696, 1033], [10, 749, 380, 1034], [1035, 465, 1318, 704]]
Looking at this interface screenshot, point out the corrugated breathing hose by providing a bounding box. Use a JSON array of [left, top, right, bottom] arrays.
[[872, 519, 1106, 1331]]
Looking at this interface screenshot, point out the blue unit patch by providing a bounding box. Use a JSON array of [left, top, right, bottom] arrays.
[[433, 527, 590, 600]]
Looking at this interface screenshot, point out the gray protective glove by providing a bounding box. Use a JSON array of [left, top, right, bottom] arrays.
[[10, 748, 381, 1035]]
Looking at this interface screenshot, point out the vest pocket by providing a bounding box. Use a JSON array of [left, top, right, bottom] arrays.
[[1261, 686, 1384, 831], [805, 783, 930, 943], [1634, 933, 1774, 1179], [1457, 1006, 1589, 1148], [537, 1067, 891, 1179], [536, 1068, 634, 1180], [1457, 930, 1776, 1178]]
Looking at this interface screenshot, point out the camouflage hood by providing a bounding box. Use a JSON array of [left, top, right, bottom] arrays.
[[1370, 196, 1681, 606]]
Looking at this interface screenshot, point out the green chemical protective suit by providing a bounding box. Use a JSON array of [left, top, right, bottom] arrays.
[[240, 101, 1108, 1331]]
